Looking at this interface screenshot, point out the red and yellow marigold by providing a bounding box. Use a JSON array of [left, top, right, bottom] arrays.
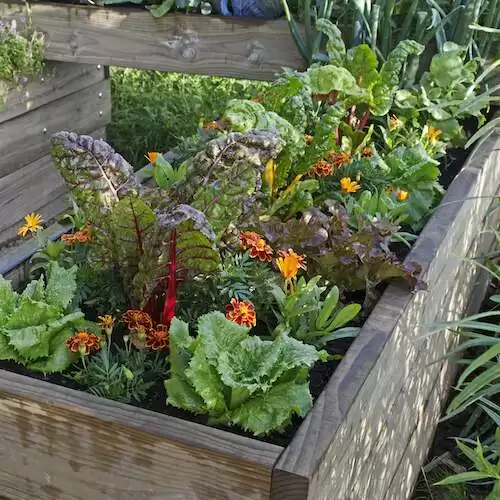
[[66, 331, 101, 356], [225, 298, 257, 328]]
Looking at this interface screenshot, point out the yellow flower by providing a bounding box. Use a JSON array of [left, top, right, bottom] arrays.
[[276, 249, 307, 283], [98, 315, 115, 335], [340, 177, 361, 193], [304, 134, 314, 145], [389, 115, 403, 131], [146, 152, 158, 164], [17, 212, 43, 238], [396, 189, 409, 201], [427, 127, 442, 145]]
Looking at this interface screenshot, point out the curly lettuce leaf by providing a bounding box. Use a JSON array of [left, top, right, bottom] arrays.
[[45, 262, 78, 311], [229, 378, 312, 436], [0, 276, 17, 323]]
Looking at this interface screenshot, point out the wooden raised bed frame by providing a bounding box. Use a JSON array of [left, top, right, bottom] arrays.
[[1, 2, 500, 498]]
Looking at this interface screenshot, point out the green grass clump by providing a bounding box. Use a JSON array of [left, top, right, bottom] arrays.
[[107, 68, 270, 167]]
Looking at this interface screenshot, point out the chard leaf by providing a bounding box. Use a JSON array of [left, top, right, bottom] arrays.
[[45, 262, 78, 311], [345, 44, 379, 89], [0, 276, 17, 322], [308, 65, 364, 97], [371, 40, 424, 116], [229, 379, 312, 436], [316, 19, 346, 66], [51, 132, 139, 215], [220, 104, 296, 190]]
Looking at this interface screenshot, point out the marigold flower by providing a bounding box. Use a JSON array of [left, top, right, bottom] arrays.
[[304, 134, 314, 145], [249, 238, 273, 262], [361, 147, 373, 158], [62, 225, 91, 245], [239, 231, 261, 250], [427, 126, 442, 145], [98, 314, 114, 335], [122, 310, 153, 332], [328, 151, 352, 169], [308, 159, 333, 177], [276, 249, 307, 281], [203, 120, 224, 131], [389, 115, 403, 131], [396, 189, 409, 201], [66, 331, 101, 356], [17, 212, 43, 238], [146, 152, 158, 164], [225, 298, 257, 328], [146, 324, 169, 350], [340, 177, 361, 193], [251, 96, 262, 103]]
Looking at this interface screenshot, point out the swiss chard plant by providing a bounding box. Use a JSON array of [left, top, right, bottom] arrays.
[[165, 311, 327, 436], [51, 130, 283, 323], [0, 262, 85, 372]]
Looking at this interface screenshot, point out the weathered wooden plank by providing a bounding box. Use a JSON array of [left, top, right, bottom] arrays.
[[0, 155, 68, 248], [0, 369, 283, 500], [0, 2, 305, 80], [0, 78, 111, 178], [1, 62, 106, 123], [271, 132, 500, 499]]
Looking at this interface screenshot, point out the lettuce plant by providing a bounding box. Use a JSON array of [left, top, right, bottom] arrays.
[[165, 311, 326, 436], [0, 262, 84, 372]]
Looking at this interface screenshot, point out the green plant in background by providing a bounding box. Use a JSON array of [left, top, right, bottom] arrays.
[[281, 0, 499, 67], [108, 68, 268, 167], [0, 262, 86, 372], [165, 311, 327, 436], [435, 430, 500, 499], [0, 17, 44, 105]]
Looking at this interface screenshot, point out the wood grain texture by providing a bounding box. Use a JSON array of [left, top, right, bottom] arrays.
[[271, 132, 500, 499], [1, 62, 105, 123], [0, 78, 110, 177], [0, 369, 283, 500], [0, 155, 68, 248], [0, 127, 106, 252], [0, 2, 304, 80]]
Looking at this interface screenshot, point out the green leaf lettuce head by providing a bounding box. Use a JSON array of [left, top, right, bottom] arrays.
[[165, 312, 325, 436], [0, 262, 85, 372]]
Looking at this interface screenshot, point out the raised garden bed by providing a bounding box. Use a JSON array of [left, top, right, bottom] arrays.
[[0, 122, 498, 499], [1, 4, 500, 498]]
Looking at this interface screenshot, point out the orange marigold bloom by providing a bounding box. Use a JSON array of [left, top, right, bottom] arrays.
[[396, 189, 409, 201], [240, 231, 261, 250], [304, 134, 314, 145], [66, 331, 101, 356], [340, 177, 361, 193], [146, 152, 158, 164], [309, 159, 333, 177], [225, 298, 257, 328], [328, 151, 352, 169], [62, 225, 91, 244], [17, 212, 43, 238], [251, 96, 262, 103], [361, 147, 373, 158], [146, 324, 169, 350], [276, 249, 307, 281], [427, 126, 442, 145], [203, 120, 224, 131], [98, 315, 114, 335], [249, 238, 273, 262], [389, 115, 403, 131], [122, 310, 153, 331]]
